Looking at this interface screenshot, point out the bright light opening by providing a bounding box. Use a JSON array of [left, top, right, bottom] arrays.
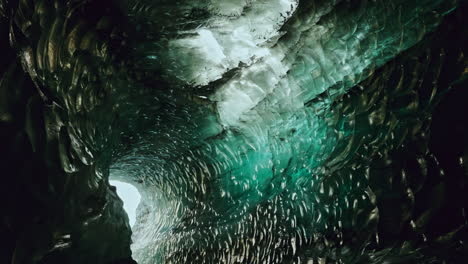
[[110, 180, 141, 227]]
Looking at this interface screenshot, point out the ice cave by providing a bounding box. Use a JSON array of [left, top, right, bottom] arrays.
[[0, 0, 467, 263]]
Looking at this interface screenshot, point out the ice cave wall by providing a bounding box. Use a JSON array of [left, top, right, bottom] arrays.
[[0, 0, 467, 264], [0, 1, 136, 263]]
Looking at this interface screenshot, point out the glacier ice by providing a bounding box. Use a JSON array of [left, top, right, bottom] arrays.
[[0, 0, 467, 264]]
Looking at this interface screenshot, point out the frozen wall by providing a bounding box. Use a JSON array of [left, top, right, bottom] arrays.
[[0, 0, 467, 264]]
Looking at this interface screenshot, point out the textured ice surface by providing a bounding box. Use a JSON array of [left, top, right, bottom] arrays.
[[0, 0, 467, 264], [118, 1, 466, 263], [156, 0, 298, 85]]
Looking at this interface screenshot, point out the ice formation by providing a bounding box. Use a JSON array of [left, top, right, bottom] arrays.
[[0, 0, 467, 264]]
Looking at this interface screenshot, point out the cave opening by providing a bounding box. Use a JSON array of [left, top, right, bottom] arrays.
[[110, 180, 142, 228]]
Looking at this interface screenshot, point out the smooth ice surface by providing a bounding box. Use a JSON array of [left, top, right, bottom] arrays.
[[110, 181, 141, 227]]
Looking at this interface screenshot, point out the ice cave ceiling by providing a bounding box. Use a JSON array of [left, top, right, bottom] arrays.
[[0, 0, 467, 263]]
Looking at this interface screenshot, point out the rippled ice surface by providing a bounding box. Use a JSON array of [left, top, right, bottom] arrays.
[[3, 0, 466, 263], [106, 1, 466, 263]]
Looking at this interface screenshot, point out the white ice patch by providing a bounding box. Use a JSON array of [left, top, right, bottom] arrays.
[[166, 0, 298, 85], [197, 29, 226, 65], [213, 50, 289, 125], [163, 0, 434, 129], [211, 0, 438, 128]]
